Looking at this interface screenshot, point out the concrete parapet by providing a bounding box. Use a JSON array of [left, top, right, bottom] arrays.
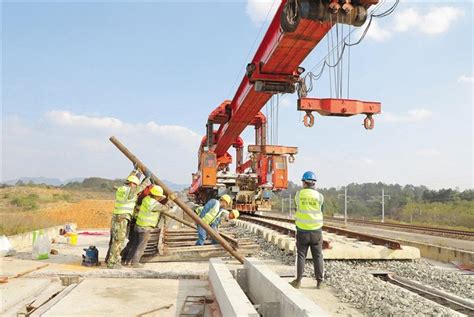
[[395, 239, 473, 266], [209, 258, 259, 317], [7, 224, 77, 250], [244, 258, 330, 317]]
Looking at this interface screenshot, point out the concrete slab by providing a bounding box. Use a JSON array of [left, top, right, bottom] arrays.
[[236, 220, 420, 260], [1, 278, 51, 314], [13, 230, 110, 266], [42, 278, 212, 317], [244, 258, 330, 317], [6, 231, 212, 279], [0, 257, 49, 278], [209, 258, 258, 317]]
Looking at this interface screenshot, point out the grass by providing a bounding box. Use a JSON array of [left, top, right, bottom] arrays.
[[0, 186, 113, 213], [0, 212, 64, 236], [10, 193, 40, 210], [0, 186, 115, 235]]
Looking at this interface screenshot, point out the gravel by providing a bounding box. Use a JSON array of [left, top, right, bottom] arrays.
[[323, 261, 462, 317], [357, 260, 474, 300], [230, 225, 472, 316]]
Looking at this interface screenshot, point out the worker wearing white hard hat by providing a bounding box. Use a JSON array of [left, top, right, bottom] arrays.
[[105, 165, 152, 269], [195, 194, 239, 245]]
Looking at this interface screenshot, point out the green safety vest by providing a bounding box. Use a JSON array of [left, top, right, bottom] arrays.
[[201, 201, 224, 225], [113, 185, 136, 217], [295, 188, 324, 231], [136, 196, 161, 228]]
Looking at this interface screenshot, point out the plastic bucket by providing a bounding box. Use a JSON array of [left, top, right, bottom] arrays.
[[68, 232, 78, 245]]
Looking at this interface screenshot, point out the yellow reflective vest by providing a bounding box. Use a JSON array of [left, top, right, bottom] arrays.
[[194, 206, 204, 215], [113, 185, 137, 218], [295, 188, 324, 231], [136, 196, 161, 228], [201, 200, 224, 225]]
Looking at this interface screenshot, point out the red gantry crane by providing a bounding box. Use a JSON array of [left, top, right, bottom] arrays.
[[190, 0, 386, 212]]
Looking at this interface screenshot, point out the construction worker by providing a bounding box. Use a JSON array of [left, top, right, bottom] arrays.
[[124, 185, 168, 268], [120, 183, 160, 264], [195, 194, 239, 245], [290, 171, 325, 289], [106, 168, 151, 269]]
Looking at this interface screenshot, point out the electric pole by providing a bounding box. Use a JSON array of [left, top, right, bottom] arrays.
[[381, 188, 391, 223], [371, 188, 391, 223], [289, 194, 293, 216], [338, 187, 355, 225]]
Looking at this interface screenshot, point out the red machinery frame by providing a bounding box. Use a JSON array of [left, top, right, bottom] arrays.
[[190, 0, 381, 211]]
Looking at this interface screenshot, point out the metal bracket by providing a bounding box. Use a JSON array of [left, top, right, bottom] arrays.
[[258, 302, 281, 317], [235, 268, 248, 293]]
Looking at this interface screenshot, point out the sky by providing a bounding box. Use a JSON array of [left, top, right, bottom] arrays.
[[1, 0, 473, 189]]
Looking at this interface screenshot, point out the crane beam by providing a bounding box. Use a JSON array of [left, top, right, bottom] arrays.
[[215, 1, 332, 156]]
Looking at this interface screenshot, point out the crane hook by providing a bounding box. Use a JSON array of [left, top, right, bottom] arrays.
[[363, 114, 375, 130], [303, 111, 315, 128]]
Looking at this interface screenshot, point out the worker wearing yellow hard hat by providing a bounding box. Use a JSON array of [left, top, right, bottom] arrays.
[[195, 194, 239, 245], [126, 175, 140, 185], [123, 185, 168, 268], [229, 209, 240, 220], [105, 165, 152, 269]]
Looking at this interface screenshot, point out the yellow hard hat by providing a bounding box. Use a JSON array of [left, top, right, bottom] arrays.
[[220, 194, 232, 206], [126, 175, 140, 185], [150, 185, 165, 197], [230, 209, 240, 219]]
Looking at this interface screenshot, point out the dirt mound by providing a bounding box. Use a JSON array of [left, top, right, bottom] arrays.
[[42, 200, 115, 229]]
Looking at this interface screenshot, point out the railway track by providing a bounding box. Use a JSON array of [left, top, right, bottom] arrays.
[[240, 214, 473, 315], [326, 217, 474, 239], [240, 214, 402, 250], [239, 215, 332, 249], [373, 272, 474, 316], [142, 227, 260, 262]]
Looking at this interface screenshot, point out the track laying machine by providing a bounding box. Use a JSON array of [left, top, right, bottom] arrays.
[[189, 0, 389, 213]]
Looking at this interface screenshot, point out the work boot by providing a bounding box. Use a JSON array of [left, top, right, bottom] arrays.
[[131, 263, 144, 268], [108, 263, 123, 269], [316, 280, 325, 289], [289, 279, 301, 289]]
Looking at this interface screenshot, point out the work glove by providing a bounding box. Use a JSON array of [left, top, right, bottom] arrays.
[[144, 169, 152, 178], [131, 163, 142, 177]]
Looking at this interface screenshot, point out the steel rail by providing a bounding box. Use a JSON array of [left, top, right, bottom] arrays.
[[374, 273, 474, 315], [326, 217, 474, 238], [239, 215, 331, 249], [245, 214, 402, 250]]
